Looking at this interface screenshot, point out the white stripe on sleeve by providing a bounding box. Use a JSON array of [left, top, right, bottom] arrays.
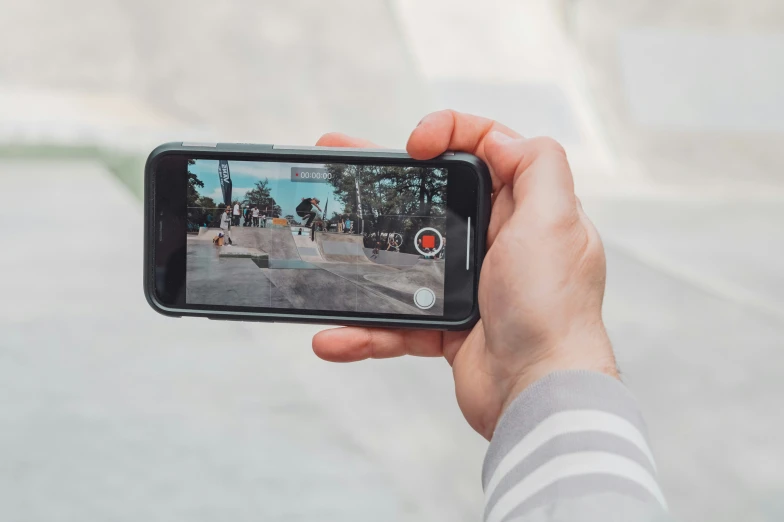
[[486, 451, 668, 522], [485, 410, 658, 503]]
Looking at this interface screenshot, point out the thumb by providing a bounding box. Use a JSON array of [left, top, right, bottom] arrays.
[[483, 132, 576, 223]]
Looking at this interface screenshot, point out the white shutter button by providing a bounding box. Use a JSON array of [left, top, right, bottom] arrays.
[[413, 288, 436, 310]]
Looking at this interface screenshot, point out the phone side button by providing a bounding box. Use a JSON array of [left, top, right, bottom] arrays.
[[206, 316, 276, 323], [272, 145, 408, 154]]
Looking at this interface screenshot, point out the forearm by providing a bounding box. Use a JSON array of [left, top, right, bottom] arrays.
[[483, 371, 672, 522]]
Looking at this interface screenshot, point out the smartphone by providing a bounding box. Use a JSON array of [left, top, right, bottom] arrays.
[[144, 142, 490, 330]]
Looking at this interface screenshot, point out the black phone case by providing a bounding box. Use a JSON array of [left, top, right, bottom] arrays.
[[144, 142, 491, 330]]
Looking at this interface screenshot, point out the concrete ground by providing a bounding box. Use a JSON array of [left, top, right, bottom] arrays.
[[186, 240, 292, 308], [1, 160, 483, 522], [1, 1, 783, 521]]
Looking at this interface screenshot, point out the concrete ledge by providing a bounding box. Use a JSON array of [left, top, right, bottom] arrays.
[[218, 246, 269, 267]]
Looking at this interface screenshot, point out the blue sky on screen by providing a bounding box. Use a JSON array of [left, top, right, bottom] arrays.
[[190, 160, 345, 217]]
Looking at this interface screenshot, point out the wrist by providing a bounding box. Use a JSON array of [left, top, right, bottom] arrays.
[[498, 326, 617, 423]]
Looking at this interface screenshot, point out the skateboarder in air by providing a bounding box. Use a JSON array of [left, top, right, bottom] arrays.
[[295, 197, 321, 228], [220, 206, 233, 245]]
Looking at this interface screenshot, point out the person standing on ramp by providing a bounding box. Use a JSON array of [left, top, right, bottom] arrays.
[[219, 205, 233, 245]]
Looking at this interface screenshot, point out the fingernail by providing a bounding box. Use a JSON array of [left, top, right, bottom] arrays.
[[490, 131, 512, 143], [416, 112, 438, 128]]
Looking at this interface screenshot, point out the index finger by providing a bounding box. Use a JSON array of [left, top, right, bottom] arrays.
[[313, 327, 444, 361], [316, 132, 380, 149], [406, 110, 522, 191]]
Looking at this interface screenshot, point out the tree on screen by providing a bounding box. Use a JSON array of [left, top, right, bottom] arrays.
[[324, 164, 446, 252], [186, 159, 217, 228], [244, 178, 282, 217], [186, 159, 204, 209]]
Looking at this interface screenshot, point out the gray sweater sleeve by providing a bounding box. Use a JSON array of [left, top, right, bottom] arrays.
[[482, 371, 673, 522]]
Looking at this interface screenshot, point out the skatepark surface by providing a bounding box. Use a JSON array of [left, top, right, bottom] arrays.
[[291, 230, 325, 263], [230, 227, 301, 260], [364, 260, 445, 297], [186, 240, 290, 307], [186, 227, 443, 314], [315, 232, 375, 264], [363, 248, 422, 267]]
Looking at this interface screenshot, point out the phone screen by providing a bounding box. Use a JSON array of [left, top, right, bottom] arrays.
[[185, 159, 450, 316]]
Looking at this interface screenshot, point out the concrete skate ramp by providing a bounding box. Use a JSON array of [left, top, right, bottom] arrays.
[[316, 233, 373, 264], [363, 248, 421, 267], [292, 233, 325, 263], [230, 228, 299, 260], [363, 260, 446, 297]]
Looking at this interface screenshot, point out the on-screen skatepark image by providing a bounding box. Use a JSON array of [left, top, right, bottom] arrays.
[[184, 159, 447, 315]]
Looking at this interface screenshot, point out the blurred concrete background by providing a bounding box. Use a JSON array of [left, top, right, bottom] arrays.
[[0, 1, 782, 521]]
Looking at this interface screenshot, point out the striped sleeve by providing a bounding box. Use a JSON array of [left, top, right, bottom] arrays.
[[482, 371, 672, 522]]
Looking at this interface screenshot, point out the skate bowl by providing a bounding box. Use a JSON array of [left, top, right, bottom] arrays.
[[363, 260, 445, 297]]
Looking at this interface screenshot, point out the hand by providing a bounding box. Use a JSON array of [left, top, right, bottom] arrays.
[[312, 110, 617, 440]]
